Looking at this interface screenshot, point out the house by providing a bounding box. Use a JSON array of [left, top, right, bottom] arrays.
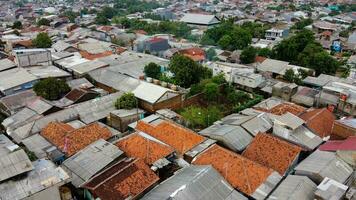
[[178, 47, 206, 63], [108, 109, 145, 132], [315, 177, 349, 200], [135, 37, 170, 57], [312, 21, 339, 33], [41, 122, 113, 157], [272, 82, 298, 101], [0, 58, 16, 72], [242, 133, 302, 176], [319, 136, 356, 167], [0, 89, 37, 116], [192, 144, 282, 199], [52, 40, 78, 52], [267, 175, 317, 200], [199, 123, 253, 152], [52, 88, 99, 108], [331, 118, 356, 140], [141, 165, 248, 200], [83, 158, 159, 200], [26, 65, 71, 80], [66, 78, 94, 90], [0, 149, 33, 182], [180, 13, 220, 28], [115, 132, 175, 167], [268, 102, 306, 116], [294, 150, 353, 185], [13, 49, 52, 67], [135, 119, 205, 155], [265, 28, 289, 40], [0, 159, 70, 200], [291, 86, 319, 107], [61, 139, 124, 188], [299, 108, 335, 139], [0, 68, 38, 96], [21, 133, 55, 159]]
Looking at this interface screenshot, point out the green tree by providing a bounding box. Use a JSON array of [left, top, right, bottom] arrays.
[[115, 92, 137, 109], [144, 62, 161, 79], [240, 46, 257, 64], [257, 48, 272, 57], [284, 68, 296, 82], [339, 30, 349, 38], [33, 78, 70, 100], [95, 13, 110, 25], [12, 21, 22, 29], [218, 35, 232, 50], [308, 51, 340, 75], [227, 90, 250, 105], [32, 32, 52, 48], [204, 83, 219, 102], [169, 54, 211, 88], [63, 10, 78, 23], [291, 18, 313, 30], [206, 48, 217, 61], [229, 27, 252, 50], [37, 18, 51, 26]]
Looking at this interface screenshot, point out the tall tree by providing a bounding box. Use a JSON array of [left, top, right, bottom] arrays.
[[240, 46, 257, 64], [32, 32, 52, 48], [144, 62, 161, 79], [33, 78, 70, 100]]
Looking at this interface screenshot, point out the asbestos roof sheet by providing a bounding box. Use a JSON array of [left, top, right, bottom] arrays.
[[295, 150, 353, 184], [0, 59, 16, 72], [199, 124, 253, 152], [0, 159, 70, 200], [0, 90, 37, 114], [26, 97, 54, 114], [241, 113, 275, 136], [22, 134, 53, 159], [2, 107, 40, 131], [62, 139, 123, 187], [66, 78, 94, 89], [180, 13, 220, 25], [0, 68, 38, 91], [268, 175, 317, 200], [257, 59, 289, 74], [71, 60, 109, 75], [0, 134, 16, 157], [0, 149, 34, 182], [274, 112, 305, 130], [142, 165, 248, 200], [26, 65, 71, 79], [132, 81, 177, 104]]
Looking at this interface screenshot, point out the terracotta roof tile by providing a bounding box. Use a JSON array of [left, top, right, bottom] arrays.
[[299, 108, 335, 138], [84, 158, 159, 200], [136, 120, 205, 154], [179, 48, 206, 62], [269, 103, 306, 116], [41, 122, 112, 156], [255, 56, 267, 63], [79, 50, 113, 60], [242, 133, 302, 175], [116, 132, 174, 165], [192, 144, 273, 195]]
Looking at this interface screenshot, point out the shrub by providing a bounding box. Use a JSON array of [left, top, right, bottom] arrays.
[[115, 92, 137, 109], [33, 78, 70, 100]]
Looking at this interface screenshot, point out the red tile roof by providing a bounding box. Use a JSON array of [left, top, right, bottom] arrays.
[[179, 47, 206, 62], [79, 50, 113, 60], [319, 136, 356, 151], [242, 133, 302, 175], [269, 103, 306, 116], [135, 30, 148, 35], [84, 158, 159, 200], [41, 122, 112, 156], [192, 144, 274, 195], [255, 56, 267, 63], [299, 108, 335, 138], [116, 132, 174, 165], [136, 120, 205, 154]]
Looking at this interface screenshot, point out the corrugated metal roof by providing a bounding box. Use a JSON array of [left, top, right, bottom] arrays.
[[0, 159, 70, 200], [142, 165, 248, 200], [0, 59, 16, 72], [62, 139, 123, 187], [268, 175, 317, 200], [2, 107, 40, 130], [199, 124, 252, 152], [295, 150, 353, 184], [180, 13, 220, 25], [0, 149, 34, 182], [241, 113, 275, 136], [274, 112, 305, 130], [132, 81, 177, 104], [22, 134, 53, 159], [0, 68, 38, 92]]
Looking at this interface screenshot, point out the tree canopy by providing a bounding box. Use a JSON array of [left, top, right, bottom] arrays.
[[32, 32, 52, 48], [240, 46, 257, 64], [115, 92, 137, 109], [33, 78, 70, 100], [144, 62, 161, 79], [169, 54, 212, 88], [37, 18, 51, 26], [12, 21, 22, 29], [204, 82, 219, 102]]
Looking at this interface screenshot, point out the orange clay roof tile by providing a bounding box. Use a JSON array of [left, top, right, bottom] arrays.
[[269, 103, 306, 116], [299, 108, 335, 138], [136, 120, 205, 154], [242, 133, 302, 175], [192, 144, 273, 195], [41, 122, 112, 156], [116, 132, 174, 165], [84, 158, 159, 200]]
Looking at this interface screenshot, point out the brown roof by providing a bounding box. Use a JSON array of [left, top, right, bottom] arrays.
[[115, 132, 174, 165], [242, 133, 302, 175], [269, 103, 306, 116], [64, 88, 86, 101], [136, 120, 205, 154], [41, 122, 112, 156], [299, 108, 335, 138], [192, 144, 273, 195], [255, 56, 267, 63], [84, 158, 159, 200], [79, 50, 113, 60]]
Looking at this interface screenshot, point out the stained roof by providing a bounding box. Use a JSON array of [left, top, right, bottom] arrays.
[[41, 122, 112, 156], [62, 139, 123, 187], [192, 144, 280, 197], [0, 159, 70, 200], [0, 149, 34, 182], [0, 68, 38, 92], [299, 108, 335, 138], [242, 133, 302, 175], [0, 90, 37, 114], [83, 158, 159, 200], [136, 120, 205, 154], [267, 175, 317, 200], [295, 150, 353, 184], [116, 132, 174, 165], [142, 165, 248, 200], [21, 134, 53, 159]]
